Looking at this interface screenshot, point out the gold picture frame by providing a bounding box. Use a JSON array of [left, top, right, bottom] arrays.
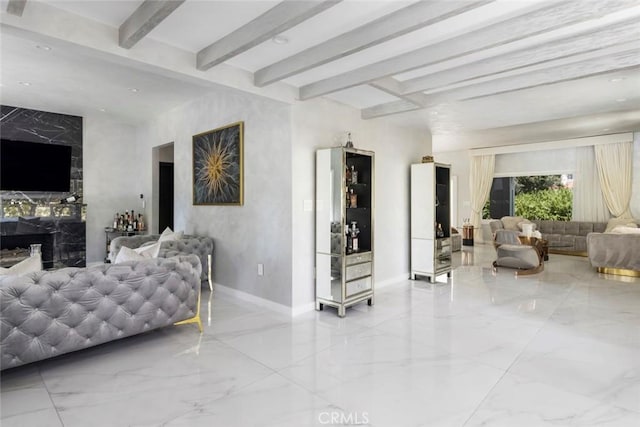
[[192, 121, 244, 205]]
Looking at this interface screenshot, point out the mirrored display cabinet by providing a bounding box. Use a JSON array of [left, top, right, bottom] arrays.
[[315, 147, 374, 317], [410, 162, 452, 283]]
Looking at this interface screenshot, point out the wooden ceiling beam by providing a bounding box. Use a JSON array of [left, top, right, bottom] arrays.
[[197, 0, 341, 72], [6, 0, 27, 17], [301, 0, 636, 100], [254, 0, 492, 87], [119, 0, 185, 49]]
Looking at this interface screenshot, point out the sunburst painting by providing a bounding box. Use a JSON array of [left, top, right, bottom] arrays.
[[193, 121, 244, 205]]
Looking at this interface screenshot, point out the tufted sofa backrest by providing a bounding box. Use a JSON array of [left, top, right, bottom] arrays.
[[109, 235, 214, 283], [1, 255, 201, 370]]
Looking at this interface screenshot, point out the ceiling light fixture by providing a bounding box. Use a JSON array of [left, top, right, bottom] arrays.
[[603, 128, 610, 131], [99, 108, 107, 112], [616, 98, 627, 102], [129, 88, 139, 93], [271, 35, 289, 45], [36, 45, 51, 51], [18, 81, 31, 86], [609, 77, 624, 83]]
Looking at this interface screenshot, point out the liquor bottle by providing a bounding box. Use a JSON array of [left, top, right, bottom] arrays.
[[346, 186, 350, 207], [436, 223, 445, 238], [351, 165, 358, 184], [345, 165, 352, 185], [346, 226, 353, 254], [113, 213, 119, 229], [349, 189, 357, 208], [138, 214, 144, 231], [351, 221, 360, 252], [133, 216, 138, 231]]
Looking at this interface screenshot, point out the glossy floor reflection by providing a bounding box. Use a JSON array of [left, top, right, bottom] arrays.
[[2, 245, 639, 426]]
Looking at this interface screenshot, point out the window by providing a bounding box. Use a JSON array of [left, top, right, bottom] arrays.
[[483, 175, 573, 220]]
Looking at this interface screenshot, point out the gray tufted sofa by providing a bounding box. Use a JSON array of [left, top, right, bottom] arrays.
[[109, 235, 214, 290], [1, 255, 202, 370]]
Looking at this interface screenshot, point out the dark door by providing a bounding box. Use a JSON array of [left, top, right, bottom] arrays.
[[489, 177, 514, 219], [159, 162, 174, 233]]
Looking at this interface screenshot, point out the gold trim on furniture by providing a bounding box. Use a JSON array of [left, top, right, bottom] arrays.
[[548, 249, 587, 257], [174, 285, 203, 333], [596, 267, 640, 278], [207, 253, 213, 292]]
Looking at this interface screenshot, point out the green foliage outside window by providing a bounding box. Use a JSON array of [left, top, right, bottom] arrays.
[[514, 188, 573, 221], [482, 175, 573, 220]]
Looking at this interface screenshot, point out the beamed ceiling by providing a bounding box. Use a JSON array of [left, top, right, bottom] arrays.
[[1, 0, 639, 151]]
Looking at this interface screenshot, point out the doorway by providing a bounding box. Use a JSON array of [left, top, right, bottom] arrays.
[[152, 143, 174, 234], [159, 162, 174, 232]]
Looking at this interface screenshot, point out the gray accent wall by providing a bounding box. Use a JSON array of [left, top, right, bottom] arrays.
[[137, 88, 293, 307], [83, 116, 142, 263]]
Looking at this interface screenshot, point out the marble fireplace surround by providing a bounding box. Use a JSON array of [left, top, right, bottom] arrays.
[[0, 105, 85, 268], [0, 202, 87, 268]]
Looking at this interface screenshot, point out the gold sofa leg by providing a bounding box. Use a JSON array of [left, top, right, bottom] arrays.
[[174, 285, 203, 333], [207, 254, 213, 292]]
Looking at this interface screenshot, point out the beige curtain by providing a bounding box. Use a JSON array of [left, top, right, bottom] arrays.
[[469, 154, 495, 234], [594, 142, 633, 218], [573, 146, 610, 221]]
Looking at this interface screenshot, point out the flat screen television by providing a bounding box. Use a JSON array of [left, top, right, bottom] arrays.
[[0, 139, 72, 192]]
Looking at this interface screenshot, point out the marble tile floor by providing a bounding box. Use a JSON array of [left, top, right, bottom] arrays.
[[1, 245, 639, 426]]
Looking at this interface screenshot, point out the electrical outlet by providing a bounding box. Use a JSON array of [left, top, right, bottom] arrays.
[[257, 263, 264, 276]]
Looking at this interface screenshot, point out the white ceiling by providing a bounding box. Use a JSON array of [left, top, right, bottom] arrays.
[[1, 0, 639, 151]]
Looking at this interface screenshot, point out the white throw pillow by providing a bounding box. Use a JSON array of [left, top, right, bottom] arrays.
[[158, 227, 184, 242], [114, 242, 162, 264], [0, 254, 42, 276], [135, 241, 161, 258], [501, 216, 525, 231], [114, 246, 146, 264], [610, 226, 640, 234], [605, 218, 639, 232]]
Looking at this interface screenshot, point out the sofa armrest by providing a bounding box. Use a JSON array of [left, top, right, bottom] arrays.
[[587, 232, 640, 271]]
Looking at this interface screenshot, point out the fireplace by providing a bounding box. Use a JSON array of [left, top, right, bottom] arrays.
[[0, 232, 56, 269]]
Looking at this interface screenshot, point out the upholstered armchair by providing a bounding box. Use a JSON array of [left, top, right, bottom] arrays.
[[493, 229, 544, 276]]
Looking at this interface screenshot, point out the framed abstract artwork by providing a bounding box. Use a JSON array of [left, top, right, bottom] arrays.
[[192, 121, 244, 205]]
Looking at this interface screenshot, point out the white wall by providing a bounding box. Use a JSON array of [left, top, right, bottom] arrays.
[[136, 87, 293, 307], [83, 115, 141, 262], [291, 98, 429, 309]]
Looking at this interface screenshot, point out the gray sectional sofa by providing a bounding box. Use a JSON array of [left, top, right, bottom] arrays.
[[109, 234, 214, 290], [490, 217, 607, 255], [1, 255, 202, 370]]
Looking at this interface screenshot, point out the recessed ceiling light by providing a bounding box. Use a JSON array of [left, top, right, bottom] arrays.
[[609, 77, 624, 83], [18, 81, 31, 86], [36, 45, 51, 51], [430, 111, 439, 115], [616, 98, 627, 102], [603, 128, 610, 131], [129, 88, 139, 93], [271, 35, 289, 45], [99, 108, 107, 112]]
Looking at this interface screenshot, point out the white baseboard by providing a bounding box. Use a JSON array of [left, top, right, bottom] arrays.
[[213, 283, 316, 317], [213, 274, 409, 318]]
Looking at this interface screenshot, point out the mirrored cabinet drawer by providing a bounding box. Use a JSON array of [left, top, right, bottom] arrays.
[[346, 262, 372, 281], [346, 276, 372, 297], [346, 251, 372, 266]]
